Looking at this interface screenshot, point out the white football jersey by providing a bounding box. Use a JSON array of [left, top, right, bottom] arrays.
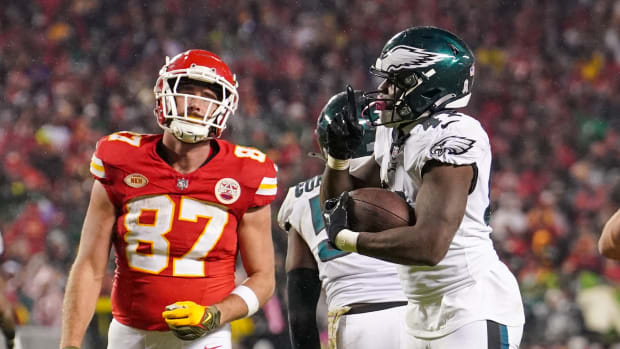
[[374, 111, 525, 337], [277, 173, 406, 309]]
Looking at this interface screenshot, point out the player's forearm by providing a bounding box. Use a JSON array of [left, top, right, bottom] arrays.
[[356, 225, 448, 265], [320, 167, 355, 204], [60, 262, 104, 347], [215, 270, 274, 324], [600, 208, 620, 260]]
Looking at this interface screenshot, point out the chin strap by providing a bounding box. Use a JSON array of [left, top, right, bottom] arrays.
[[170, 119, 210, 143]]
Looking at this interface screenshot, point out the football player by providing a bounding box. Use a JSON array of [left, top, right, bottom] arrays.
[[320, 27, 525, 348], [278, 91, 406, 349], [60, 50, 278, 349], [599, 208, 620, 260]]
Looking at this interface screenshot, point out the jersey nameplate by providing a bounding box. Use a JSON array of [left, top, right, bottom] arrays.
[[294, 175, 321, 197]]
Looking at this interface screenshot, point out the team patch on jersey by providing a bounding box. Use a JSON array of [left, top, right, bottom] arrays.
[[123, 173, 148, 188], [215, 178, 241, 204], [376, 45, 452, 72], [430, 136, 475, 157]]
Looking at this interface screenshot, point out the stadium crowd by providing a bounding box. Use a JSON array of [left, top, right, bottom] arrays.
[[1, 0, 620, 348]]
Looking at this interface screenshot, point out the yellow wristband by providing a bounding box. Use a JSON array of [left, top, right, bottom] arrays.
[[326, 156, 350, 170], [335, 229, 359, 252]]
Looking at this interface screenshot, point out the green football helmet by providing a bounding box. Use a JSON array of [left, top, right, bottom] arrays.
[[365, 26, 475, 126], [315, 89, 378, 159]]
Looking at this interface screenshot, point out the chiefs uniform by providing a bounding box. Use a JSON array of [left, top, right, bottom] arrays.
[[89, 131, 277, 331]]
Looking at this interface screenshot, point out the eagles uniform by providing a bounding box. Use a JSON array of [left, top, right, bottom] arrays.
[[89, 131, 277, 331], [278, 167, 406, 349], [374, 112, 525, 343]]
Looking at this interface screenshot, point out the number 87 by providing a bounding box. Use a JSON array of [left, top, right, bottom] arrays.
[[123, 195, 228, 277]]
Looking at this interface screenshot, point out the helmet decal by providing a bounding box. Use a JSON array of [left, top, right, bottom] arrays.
[[376, 45, 452, 72]]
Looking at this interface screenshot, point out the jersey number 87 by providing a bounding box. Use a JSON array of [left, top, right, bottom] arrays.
[[123, 195, 228, 277]]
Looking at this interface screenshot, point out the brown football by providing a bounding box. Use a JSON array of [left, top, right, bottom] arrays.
[[347, 187, 416, 232]]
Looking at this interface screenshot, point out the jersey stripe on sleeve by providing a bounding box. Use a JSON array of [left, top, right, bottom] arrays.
[[256, 177, 277, 196], [90, 154, 106, 178]]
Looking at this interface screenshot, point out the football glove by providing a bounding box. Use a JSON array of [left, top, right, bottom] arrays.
[[323, 191, 352, 249], [162, 301, 221, 341], [324, 86, 363, 160]]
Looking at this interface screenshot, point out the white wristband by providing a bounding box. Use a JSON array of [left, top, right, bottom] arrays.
[[326, 156, 351, 170], [334, 229, 359, 252], [231, 285, 260, 317]]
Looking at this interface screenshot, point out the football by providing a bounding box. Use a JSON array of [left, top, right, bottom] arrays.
[[347, 187, 415, 232]]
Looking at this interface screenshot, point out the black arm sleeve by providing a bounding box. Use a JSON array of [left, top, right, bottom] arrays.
[[287, 268, 322, 349]]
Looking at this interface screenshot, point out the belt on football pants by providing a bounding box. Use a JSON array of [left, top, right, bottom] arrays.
[[345, 301, 408, 315]]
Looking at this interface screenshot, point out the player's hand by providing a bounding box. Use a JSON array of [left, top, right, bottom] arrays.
[[324, 86, 363, 160], [323, 192, 351, 249], [162, 301, 221, 341]]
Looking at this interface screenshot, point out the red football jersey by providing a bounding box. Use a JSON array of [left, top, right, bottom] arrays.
[[89, 131, 277, 330]]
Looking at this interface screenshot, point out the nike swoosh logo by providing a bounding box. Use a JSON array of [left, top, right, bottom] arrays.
[[204, 346, 222, 349], [440, 120, 458, 128]]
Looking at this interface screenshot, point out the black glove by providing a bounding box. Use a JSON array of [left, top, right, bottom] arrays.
[[325, 86, 363, 159], [323, 192, 352, 248]]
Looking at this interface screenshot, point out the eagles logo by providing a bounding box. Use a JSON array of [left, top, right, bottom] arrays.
[[430, 136, 475, 157], [376, 45, 452, 72]]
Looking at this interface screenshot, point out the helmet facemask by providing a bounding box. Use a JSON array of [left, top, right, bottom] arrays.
[[364, 68, 426, 127], [154, 56, 239, 143]]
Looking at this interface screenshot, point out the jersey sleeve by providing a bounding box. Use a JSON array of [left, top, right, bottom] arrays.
[[277, 186, 298, 232], [251, 156, 278, 207], [406, 116, 490, 176], [90, 136, 113, 184], [89, 132, 143, 205]]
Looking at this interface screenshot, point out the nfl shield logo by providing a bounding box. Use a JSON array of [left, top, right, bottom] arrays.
[[176, 178, 189, 191]]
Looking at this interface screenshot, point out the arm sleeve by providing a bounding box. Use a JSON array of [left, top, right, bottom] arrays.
[[277, 186, 297, 232], [287, 268, 321, 349], [89, 136, 123, 206], [89, 138, 110, 183]]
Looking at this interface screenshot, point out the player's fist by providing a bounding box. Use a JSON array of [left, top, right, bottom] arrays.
[[162, 301, 221, 341], [323, 191, 351, 248], [324, 87, 363, 160]]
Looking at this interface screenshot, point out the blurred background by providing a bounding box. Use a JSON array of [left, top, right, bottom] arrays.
[[1, 0, 620, 348]]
